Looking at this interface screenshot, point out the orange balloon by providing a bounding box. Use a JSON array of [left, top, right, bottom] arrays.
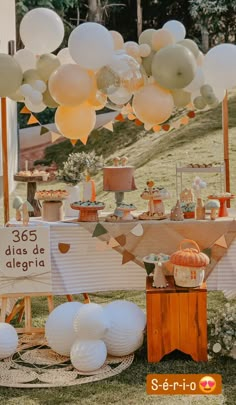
[[55, 104, 96, 140], [132, 83, 174, 125], [152, 29, 175, 51], [49, 64, 93, 106], [87, 70, 107, 110]]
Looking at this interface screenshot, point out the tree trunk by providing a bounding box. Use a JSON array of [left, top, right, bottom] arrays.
[[201, 25, 209, 53], [137, 0, 142, 38], [88, 0, 103, 23]]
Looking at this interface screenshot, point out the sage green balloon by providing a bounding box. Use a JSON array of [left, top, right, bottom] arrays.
[[0, 54, 23, 97], [152, 44, 197, 89], [200, 84, 214, 98], [8, 88, 24, 102], [142, 51, 155, 76], [172, 89, 191, 108], [138, 29, 156, 46], [43, 87, 59, 108], [23, 69, 41, 85], [204, 93, 218, 105], [36, 53, 61, 81], [96, 66, 120, 95], [193, 95, 207, 110], [178, 39, 199, 58]]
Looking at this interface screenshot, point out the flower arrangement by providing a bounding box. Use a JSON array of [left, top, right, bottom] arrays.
[[57, 152, 103, 185], [208, 302, 236, 357], [180, 201, 196, 213]]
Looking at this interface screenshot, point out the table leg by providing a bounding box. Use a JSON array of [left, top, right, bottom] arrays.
[[27, 182, 41, 217]]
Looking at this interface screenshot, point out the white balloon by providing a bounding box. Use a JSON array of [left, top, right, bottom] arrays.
[[184, 67, 205, 92], [32, 80, 47, 93], [0, 323, 18, 359], [68, 22, 114, 70], [14, 49, 36, 72], [45, 302, 83, 356], [163, 20, 186, 42], [57, 48, 75, 65], [29, 90, 43, 105], [20, 8, 64, 54], [70, 340, 107, 372], [20, 83, 33, 97], [25, 98, 46, 113], [203, 44, 236, 90], [73, 303, 110, 340]]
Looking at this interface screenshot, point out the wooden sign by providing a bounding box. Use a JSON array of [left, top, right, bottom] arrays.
[[0, 226, 52, 294]]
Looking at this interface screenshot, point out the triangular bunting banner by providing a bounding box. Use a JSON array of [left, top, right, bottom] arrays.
[[122, 249, 135, 265], [103, 121, 114, 131], [152, 125, 161, 132], [115, 113, 124, 122], [115, 234, 126, 247], [40, 126, 50, 136], [58, 243, 70, 254], [27, 114, 39, 125], [51, 131, 62, 143], [20, 106, 31, 114], [144, 262, 155, 275], [214, 235, 228, 249], [79, 135, 89, 145], [92, 223, 108, 237], [70, 139, 77, 146], [130, 223, 144, 237], [180, 116, 189, 125], [127, 113, 136, 120], [108, 237, 120, 248]]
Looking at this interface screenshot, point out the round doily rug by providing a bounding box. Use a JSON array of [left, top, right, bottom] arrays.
[[0, 334, 134, 388]]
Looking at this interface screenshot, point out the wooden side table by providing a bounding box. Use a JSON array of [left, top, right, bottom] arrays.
[[146, 276, 207, 362]]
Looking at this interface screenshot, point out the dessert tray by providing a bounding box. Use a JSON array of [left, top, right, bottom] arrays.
[[105, 203, 137, 222], [138, 212, 168, 220], [34, 190, 69, 201], [14, 170, 50, 181], [70, 201, 105, 222]]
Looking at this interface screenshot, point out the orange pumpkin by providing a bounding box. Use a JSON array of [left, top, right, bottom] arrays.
[[170, 239, 209, 267]]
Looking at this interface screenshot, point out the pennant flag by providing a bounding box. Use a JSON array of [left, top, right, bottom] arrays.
[[51, 131, 62, 143], [144, 262, 155, 275], [152, 124, 161, 132], [58, 243, 71, 254], [180, 116, 189, 125], [40, 126, 50, 136], [92, 223, 108, 237], [20, 106, 31, 114], [96, 240, 108, 252], [115, 113, 125, 122], [115, 234, 126, 246], [144, 123, 152, 131], [130, 223, 144, 237], [103, 121, 114, 131], [162, 124, 170, 131], [187, 111, 195, 118], [214, 235, 228, 249], [122, 249, 135, 265], [79, 135, 89, 145], [127, 113, 136, 121], [108, 237, 120, 248], [135, 118, 143, 126], [70, 139, 77, 146], [27, 114, 39, 125]]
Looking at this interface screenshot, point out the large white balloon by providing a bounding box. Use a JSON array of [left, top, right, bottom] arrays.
[[203, 44, 236, 90], [184, 67, 205, 92], [68, 22, 114, 70], [163, 20, 186, 42], [0, 323, 18, 359], [45, 302, 83, 356], [14, 49, 36, 72], [20, 8, 64, 54]]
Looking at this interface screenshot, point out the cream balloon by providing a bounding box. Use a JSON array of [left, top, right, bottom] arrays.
[[139, 43, 151, 58], [178, 39, 199, 58], [23, 69, 41, 85], [193, 96, 207, 110], [162, 20, 186, 42], [138, 29, 155, 46], [43, 87, 59, 108], [55, 104, 96, 140], [0, 54, 23, 97], [110, 30, 124, 50], [197, 51, 204, 66], [124, 41, 140, 59], [49, 64, 93, 106], [68, 22, 114, 70], [25, 98, 46, 112], [36, 53, 60, 81], [142, 51, 155, 76], [152, 44, 197, 89], [152, 29, 175, 51], [14, 48, 36, 72], [172, 89, 191, 108], [20, 8, 64, 54], [9, 88, 24, 102], [132, 83, 174, 125], [57, 48, 75, 65]]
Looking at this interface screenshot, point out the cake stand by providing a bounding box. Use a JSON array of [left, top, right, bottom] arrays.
[[35, 194, 68, 222], [208, 195, 235, 217], [70, 203, 105, 222], [116, 205, 137, 221]]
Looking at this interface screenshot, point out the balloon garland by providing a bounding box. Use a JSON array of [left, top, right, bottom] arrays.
[[1, 8, 234, 144]]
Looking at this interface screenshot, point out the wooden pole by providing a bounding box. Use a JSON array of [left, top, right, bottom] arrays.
[[1, 97, 9, 224], [222, 91, 230, 207]]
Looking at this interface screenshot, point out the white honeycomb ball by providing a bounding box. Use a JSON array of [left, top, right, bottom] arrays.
[[0, 323, 18, 359], [70, 339, 107, 372], [73, 303, 110, 340], [45, 302, 83, 356]]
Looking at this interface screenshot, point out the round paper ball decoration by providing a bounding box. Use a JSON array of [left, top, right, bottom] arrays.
[[103, 300, 146, 356], [73, 303, 110, 340], [0, 323, 18, 359], [70, 339, 107, 372], [45, 302, 83, 356]]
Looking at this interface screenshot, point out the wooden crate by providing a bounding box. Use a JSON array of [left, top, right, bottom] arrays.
[[146, 276, 207, 362]]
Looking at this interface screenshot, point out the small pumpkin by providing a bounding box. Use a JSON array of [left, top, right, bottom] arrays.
[[170, 239, 209, 267]]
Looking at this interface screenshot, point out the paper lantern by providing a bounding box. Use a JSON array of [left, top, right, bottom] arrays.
[[68, 22, 114, 70], [0, 54, 23, 97], [55, 104, 96, 140], [73, 303, 110, 340], [0, 323, 18, 359], [103, 300, 146, 356], [20, 8, 64, 54], [45, 302, 83, 356], [70, 339, 107, 372]]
